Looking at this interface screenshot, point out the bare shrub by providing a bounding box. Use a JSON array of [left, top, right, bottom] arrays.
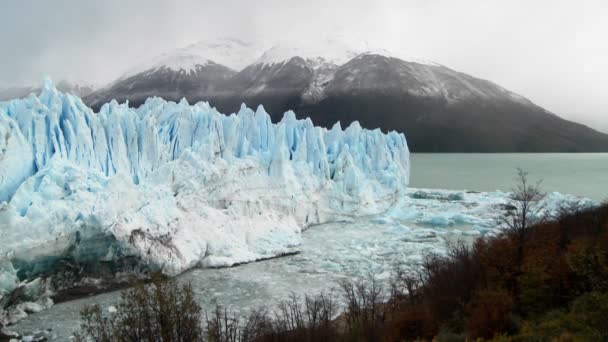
[[239, 308, 273, 342], [502, 168, 544, 259], [394, 268, 421, 306], [205, 291, 338, 342], [74, 278, 203, 342], [271, 291, 338, 341], [339, 274, 388, 340], [205, 302, 239, 342]]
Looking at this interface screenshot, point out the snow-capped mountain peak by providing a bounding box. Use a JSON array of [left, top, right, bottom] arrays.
[[81, 36, 608, 153], [119, 50, 211, 80], [253, 37, 440, 68], [149, 52, 211, 74], [255, 38, 365, 67], [180, 37, 268, 70], [119, 37, 268, 80], [117, 36, 440, 81]]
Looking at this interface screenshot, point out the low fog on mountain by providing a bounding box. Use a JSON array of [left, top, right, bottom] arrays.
[[2, 0, 607, 133]]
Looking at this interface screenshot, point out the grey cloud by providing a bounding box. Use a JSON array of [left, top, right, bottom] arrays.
[[1, 0, 606, 132]]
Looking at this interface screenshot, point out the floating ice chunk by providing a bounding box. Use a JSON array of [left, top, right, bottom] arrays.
[[383, 225, 412, 235], [409, 190, 464, 201], [537, 192, 596, 217], [402, 229, 440, 242], [386, 206, 421, 221], [448, 193, 465, 201], [371, 217, 393, 224], [450, 213, 485, 225], [418, 215, 454, 227]]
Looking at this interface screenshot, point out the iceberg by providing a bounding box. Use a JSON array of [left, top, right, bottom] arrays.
[[0, 79, 410, 295]]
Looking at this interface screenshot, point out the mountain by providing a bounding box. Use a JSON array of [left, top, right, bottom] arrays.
[[0, 80, 94, 101], [84, 38, 608, 152], [84, 38, 265, 110]]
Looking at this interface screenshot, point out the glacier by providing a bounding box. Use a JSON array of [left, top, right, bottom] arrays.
[[0, 79, 410, 296]]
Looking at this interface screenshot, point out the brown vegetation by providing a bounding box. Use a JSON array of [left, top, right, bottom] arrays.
[[74, 276, 203, 342]]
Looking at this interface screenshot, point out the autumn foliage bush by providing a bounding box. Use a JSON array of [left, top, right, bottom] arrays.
[[412, 202, 608, 341]]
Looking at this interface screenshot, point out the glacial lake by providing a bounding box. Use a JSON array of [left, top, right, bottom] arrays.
[[11, 153, 606, 340], [411, 153, 607, 202]]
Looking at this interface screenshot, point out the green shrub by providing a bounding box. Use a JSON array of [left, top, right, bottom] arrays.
[[517, 291, 608, 341]]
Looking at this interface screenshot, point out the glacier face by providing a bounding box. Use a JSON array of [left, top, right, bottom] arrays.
[[0, 79, 410, 295]]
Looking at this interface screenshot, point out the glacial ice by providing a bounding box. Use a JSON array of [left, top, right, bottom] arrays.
[[0, 79, 410, 295]]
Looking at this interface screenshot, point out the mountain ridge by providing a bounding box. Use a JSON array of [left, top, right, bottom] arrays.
[[16, 38, 608, 152], [0, 80, 95, 101]]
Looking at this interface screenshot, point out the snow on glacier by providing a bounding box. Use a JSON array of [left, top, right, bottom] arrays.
[[0, 79, 410, 295]]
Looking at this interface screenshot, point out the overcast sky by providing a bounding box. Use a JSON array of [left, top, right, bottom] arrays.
[[2, 0, 607, 132]]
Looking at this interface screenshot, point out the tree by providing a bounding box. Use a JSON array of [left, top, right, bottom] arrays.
[[501, 168, 544, 312], [503, 168, 544, 247]]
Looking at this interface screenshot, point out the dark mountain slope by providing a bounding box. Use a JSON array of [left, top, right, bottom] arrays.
[[83, 52, 608, 152], [85, 62, 237, 108]]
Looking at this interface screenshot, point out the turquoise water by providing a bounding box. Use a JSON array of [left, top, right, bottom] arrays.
[[411, 153, 608, 202]]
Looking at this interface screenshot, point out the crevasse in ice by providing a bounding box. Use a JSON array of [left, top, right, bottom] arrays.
[[0, 79, 410, 294]]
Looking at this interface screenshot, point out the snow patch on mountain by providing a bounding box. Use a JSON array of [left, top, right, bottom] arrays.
[[255, 37, 439, 68], [0, 79, 410, 295], [180, 38, 269, 71], [119, 36, 440, 82], [120, 38, 268, 79], [120, 51, 212, 79], [256, 41, 360, 68]]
